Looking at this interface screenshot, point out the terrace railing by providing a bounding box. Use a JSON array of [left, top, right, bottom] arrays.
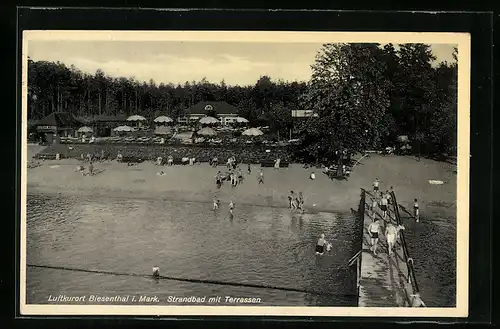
[[390, 190, 424, 307]]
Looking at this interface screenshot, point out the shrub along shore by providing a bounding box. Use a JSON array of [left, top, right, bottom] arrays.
[[35, 142, 294, 165]]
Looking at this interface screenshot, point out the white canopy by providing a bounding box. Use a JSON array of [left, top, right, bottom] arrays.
[[127, 115, 147, 122], [113, 125, 136, 132], [242, 128, 264, 136], [235, 116, 249, 123], [154, 116, 173, 123], [199, 116, 219, 125], [77, 126, 93, 133], [197, 127, 217, 136]]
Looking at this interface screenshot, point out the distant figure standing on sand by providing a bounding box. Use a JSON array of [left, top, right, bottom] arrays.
[[274, 158, 280, 169], [167, 155, 173, 166], [414, 199, 420, 222], [380, 195, 388, 220], [247, 164, 251, 175], [315, 234, 328, 255], [258, 169, 264, 184], [117, 151, 123, 162], [88, 161, 94, 176], [101, 149, 105, 162], [368, 219, 381, 255], [212, 156, 218, 167], [215, 171, 222, 189], [213, 197, 219, 211], [310, 172, 316, 180], [229, 200, 235, 216]]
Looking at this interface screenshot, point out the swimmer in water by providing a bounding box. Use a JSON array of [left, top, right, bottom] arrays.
[[315, 234, 328, 255], [368, 219, 381, 255], [414, 198, 420, 222], [385, 222, 398, 256]]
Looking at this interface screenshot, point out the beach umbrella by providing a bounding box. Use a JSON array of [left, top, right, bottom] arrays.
[[197, 127, 217, 136], [77, 126, 93, 133], [235, 116, 249, 123], [154, 126, 172, 135], [127, 115, 147, 122], [199, 116, 219, 125], [113, 125, 136, 132], [154, 116, 173, 123], [242, 128, 264, 136]]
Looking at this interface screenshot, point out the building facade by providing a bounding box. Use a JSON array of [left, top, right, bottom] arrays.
[[178, 101, 240, 125]]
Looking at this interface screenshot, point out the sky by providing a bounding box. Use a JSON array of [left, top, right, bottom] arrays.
[[27, 40, 457, 86]]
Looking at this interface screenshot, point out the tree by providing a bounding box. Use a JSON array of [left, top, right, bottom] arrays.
[[297, 43, 392, 170]]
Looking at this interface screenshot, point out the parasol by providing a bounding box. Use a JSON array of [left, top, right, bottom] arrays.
[[113, 125, 136, 132], [235, 117, 249, 123], [127, 115, 147, 122], [197, 127, 217, 136], [242, 128, 264, 136], [77, 126, 93, 133], [154, 116, 173, 123], [199, 116, 219, 125]]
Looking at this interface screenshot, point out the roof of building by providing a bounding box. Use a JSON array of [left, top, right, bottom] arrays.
[[36, 112, 83, 127], [185, 101, 240, 115], [93, 114, 129, 123]]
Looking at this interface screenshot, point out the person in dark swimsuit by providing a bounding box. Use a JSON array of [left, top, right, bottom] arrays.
[[368, 219, 381, 255]]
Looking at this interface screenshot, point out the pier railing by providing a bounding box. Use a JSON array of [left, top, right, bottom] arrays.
[[390, 191, 423, 306]]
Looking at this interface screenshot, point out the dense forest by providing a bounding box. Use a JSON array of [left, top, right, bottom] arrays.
[[27, 42, 458, 157]]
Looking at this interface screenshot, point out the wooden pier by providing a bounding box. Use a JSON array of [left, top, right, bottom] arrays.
[[355, 189, 420, 307]]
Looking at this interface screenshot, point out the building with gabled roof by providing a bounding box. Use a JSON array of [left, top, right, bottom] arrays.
[[178, 101, 241, 125], [35, 112, 83, 144]]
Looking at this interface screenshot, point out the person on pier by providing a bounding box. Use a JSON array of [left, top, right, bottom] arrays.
[[385, 222, 404, 256], [380, 195, 389, 220], [368, 219, 381, 255]]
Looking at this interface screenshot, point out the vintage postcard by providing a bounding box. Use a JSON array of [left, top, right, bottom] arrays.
[[20, 30, 470, 317]]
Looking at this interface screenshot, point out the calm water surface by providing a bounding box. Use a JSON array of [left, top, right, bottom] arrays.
[[27, 192, 359, 306]]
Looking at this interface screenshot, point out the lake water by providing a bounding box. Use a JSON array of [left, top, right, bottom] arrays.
[[26, 192, 360, 306]]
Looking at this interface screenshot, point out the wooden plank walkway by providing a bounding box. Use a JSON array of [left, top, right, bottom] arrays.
[[357, 190, 413, 307]]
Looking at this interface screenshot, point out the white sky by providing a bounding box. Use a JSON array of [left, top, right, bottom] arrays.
[[28, 41, 456, 86]]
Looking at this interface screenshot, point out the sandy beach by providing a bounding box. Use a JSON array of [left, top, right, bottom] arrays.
[[27, 145, 457, 216]]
